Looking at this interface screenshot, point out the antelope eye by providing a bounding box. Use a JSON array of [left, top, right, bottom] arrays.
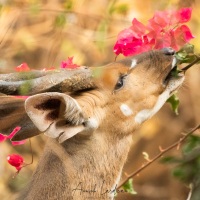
[[114, 75, 126, 91]]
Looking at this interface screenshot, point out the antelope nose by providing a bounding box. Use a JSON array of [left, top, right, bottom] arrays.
[[161, 47, 175, 55]]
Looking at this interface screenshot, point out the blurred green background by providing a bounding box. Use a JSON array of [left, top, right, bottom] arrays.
[[0, 0, 200, 199]]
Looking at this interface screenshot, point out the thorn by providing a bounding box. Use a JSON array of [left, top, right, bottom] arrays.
[[177, 143, 181, 150], [124, 172, 129, 177], [159, 146, 164, 152]]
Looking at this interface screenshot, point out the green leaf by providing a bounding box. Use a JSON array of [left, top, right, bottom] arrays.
[[115, 4, 129, 15], [176, 44, 196, 64], [160, 156, 181, 164], [63, 0, 73, 11], [180, 44, 194, 54], [172, 167, 186, 181], [182, 135, 200, 154], [122, 179, 137, 195], [54, 13, 66, 28], [109, 4, 129, 15], [29, 3, 40, 15], [167, 94, 180, 115]]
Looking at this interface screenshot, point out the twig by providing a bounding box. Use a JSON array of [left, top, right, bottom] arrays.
[[186, 184, 193, 200], [117, 124, 200, 189], [22, 139, 34, 168], [12, 139, 34, 178], [181, 55, 200, 71]]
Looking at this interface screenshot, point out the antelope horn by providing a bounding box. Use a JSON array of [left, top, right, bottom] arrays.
[[0, 70, 54, 82], [0, 67, 95, 95]]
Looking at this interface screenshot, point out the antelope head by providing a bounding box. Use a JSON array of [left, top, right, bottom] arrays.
[[0, 48, 184, 144], [0, 48, 185, 200]]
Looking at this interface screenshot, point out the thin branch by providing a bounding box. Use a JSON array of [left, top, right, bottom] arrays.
[[117, 124, 200, 189], [22, 139, 34, 167], [181, 55, 200, 71], [13, 139, 34, 178], [186, 184, 193, 200]]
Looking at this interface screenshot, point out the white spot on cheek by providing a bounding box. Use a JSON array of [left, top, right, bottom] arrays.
[[120, 104, 133, 116], [135, 91, 170, 124], [130, 59, 137, 69], [86, 117, 99, 129]]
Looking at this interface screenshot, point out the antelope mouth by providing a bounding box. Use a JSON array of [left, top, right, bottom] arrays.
[[164, 65, 184, 83], [164, 57, 185, 93]]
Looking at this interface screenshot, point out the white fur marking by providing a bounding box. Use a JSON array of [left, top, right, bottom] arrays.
[[135, 91, 170, 124], [86, 117, 99, 129], [172, 57, 177, 69], [120, 104, 133, 116], [135, 67, 185, 124], [130, 59, 137, 69]]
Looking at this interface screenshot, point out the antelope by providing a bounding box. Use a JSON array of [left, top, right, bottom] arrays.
[[0, 48, 185, 200]]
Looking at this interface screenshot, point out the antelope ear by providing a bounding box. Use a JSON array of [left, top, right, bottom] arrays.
[[24, 92, 85, 143]]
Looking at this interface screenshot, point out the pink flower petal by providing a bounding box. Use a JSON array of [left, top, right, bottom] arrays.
[[154, 32, 171, 49], [11, 140, 26, 146], [113, 43, 123, 55], [173, 25, 194, 47], [131, 18, 147, 36], [0, 134, 7, 142], [121, 40, 143, 56], [181, 25, 195, 41], [0, 127, 26, 145], [15, 63, 30, 72], [177, 7, 192, 23], [114, 36, 143, 56], [143, 35, 155, 50], [7, 154, 24, 171], [169, 30, 179, 50], [61, 57, 79, 69], [115, 28, 135, 44], [148, 10, 170, 31], [8, 127, 21, 139]]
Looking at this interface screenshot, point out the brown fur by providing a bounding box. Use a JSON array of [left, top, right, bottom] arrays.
[[0, 50, 183, 200]]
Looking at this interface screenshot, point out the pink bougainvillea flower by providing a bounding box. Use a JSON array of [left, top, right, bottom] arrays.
[[0, 126, 26, 146], [114, 37, 143, 56], [131, 18, 147, 36], [176, 7, 192, 23], [15, 63, 30, 72], [61, 57, 79, 69], [11, 140, 26, 146], [114, 7, 194, 56], [173, 25, 194, 44], [154, 32, 171, 49], [7, 154, 24, 172], [113, 28, 143, 55], [0, 134, 7, 142], [148, 10, 169, 31], [116, 28, 136, 44]]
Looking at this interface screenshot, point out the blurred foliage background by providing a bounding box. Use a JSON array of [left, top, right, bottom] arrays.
[[0, 0, 200, 199]]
